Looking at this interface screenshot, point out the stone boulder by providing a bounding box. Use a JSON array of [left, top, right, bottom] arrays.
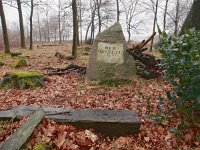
[[86, 22, 136, 81]]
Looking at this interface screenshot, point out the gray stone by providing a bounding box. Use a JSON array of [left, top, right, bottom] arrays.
[[86, 22, 136, 81], [0, 110, 44, 150], [0, 106, 141, 136]]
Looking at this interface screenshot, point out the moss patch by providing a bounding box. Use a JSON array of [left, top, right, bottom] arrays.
[[0, 61, 5, 67], [33, 143, 50, 150], [11, 58, 27, 68], [0, 71, 44, 89], [99, 79, 132, 87]]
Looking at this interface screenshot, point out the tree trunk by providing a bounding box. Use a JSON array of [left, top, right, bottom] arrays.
[[180, 0, 200, 35], [116, 0, 120, 22], [174, 0, 179, 35], [90, 9, 95, 44], [37, 9, 42, 42], [17, 0, 26, 49], [163, 0, 169, 31], [97, 0, 101, 33], [79, 0, 82, 45], [150, 0, 159, 51], [85, 22, 91, 42], [77, 21, 80, 46], [29, 0, 33, 50], [58, 0, 62, 44], [72, 0, 78, 58], [0, 0, 10, 53]]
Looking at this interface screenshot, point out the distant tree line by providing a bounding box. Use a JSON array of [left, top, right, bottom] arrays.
[[0, 0, 198, 57]]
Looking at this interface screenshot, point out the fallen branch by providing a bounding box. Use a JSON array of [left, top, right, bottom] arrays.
[[127, 32, 163, 79], [45, 64, 87, 75], [132, 32, 156, 52], [55, 52, 75, 60]]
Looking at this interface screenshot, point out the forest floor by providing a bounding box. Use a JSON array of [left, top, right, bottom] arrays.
[[0, 44, 199, 150]]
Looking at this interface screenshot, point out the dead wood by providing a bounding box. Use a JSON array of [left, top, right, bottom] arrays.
[[55, 52, 76, 60], [45, 64, 87, 75], [127, 32, 163, 79], [132, 32, 156, 52]]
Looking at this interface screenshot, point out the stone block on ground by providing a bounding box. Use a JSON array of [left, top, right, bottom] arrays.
[[0, 106, 141, 136], [0, 110, 45, 150]]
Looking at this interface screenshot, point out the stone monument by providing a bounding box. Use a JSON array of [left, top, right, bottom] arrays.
[[86, 22, 136, 81]]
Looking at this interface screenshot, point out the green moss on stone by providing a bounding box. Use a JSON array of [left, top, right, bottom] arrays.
[[11, 58, 27, 68], [33, 143, 50, 150], [8, 71, 43, 79], [0, 71, 44, 89], [99, 79, 132, 87]]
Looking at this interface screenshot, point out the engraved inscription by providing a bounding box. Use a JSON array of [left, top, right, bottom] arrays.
[[97, 42, 124, 64]]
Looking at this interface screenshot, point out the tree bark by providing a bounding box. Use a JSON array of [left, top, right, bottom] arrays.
[[116, 0, 120, 22], [174, 0, 180, 35], [85, 22, 91, 42], [163, 0, 169, 31], [96, 0, 102, 33], [90, 9, 95, 44], [72, 0, 78, 58], [79, 0, 82, 45], [150, 0, 159, 51], [58, 0, 62, 44], [36, 8, 42, 42], [0, 0, 10, 53], [29, 0, 33, 50], [180, 0, 200, 35], [77, 21, 80, 46], [17, 0, 26, 49]]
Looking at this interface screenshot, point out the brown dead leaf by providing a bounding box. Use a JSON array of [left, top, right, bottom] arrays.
[[54, 132, 67, 149]]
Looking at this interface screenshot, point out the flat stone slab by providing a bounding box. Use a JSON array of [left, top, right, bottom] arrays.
[[0, 106, 141, 136], [0, 110, 45, 150]]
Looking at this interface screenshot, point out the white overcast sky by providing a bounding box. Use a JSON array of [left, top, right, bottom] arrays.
[[2, 0, 193, 41]]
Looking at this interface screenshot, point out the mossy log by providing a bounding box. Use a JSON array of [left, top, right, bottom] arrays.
[[11, 58, 27, 68], [0, 71, 44, 89]]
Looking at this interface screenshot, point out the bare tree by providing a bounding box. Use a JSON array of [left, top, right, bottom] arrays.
[[17, 0, 26, 48], [116, 0, 120, 22], [122, 0, 144, 42], [89, 0, 96, 44], [72, 0, 78, 58], [150, 0, 159, 51], [29, 0, 33, 50], [163, 0, 169, 31], [0, 0, 10, 53], [164, 0, 192, 35], [174, 0, 180, 35], [58, 0, 62, 44], [3, 0, 26, 48], [36, 6, 42, 42], [180, 0, 200, 34]]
